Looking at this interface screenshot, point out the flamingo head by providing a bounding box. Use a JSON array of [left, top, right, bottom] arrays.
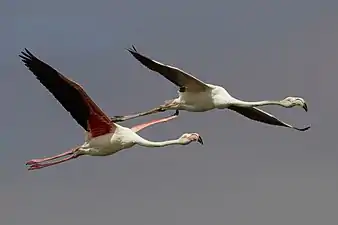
[[281, 97, 308, 111], [178, 133, 204, 145]]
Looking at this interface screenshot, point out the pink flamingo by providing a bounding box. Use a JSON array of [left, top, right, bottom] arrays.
[[20, 49, 203, 171]]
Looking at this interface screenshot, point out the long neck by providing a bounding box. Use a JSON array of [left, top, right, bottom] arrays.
[[135, 136, 180, 148], [232, 99, 283, 108]]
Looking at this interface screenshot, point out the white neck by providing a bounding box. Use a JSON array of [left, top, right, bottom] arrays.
[[135, 136, 181, 148], [230, 99, 283, 108]]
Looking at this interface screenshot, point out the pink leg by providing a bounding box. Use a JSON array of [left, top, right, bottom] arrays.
[[26, 147, 79, 165], [110, 100, 179, 122], [27, 154, 79, 171], [111, 106, 166, 122], [131, 110, 179, 133]]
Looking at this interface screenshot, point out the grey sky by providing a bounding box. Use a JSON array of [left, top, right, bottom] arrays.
[[1, 0, 338, 225]]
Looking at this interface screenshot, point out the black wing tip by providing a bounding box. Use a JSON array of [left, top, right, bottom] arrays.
[[294, 125, 311, 131], [173, 110, 179, 116], [126, 45, 138, 54], [19, 48, 32, 56], [19, 48, 35, 64]]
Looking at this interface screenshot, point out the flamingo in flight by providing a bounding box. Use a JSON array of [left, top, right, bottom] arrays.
[[111, 46, 310, 131], [19, 49, 203, 171]]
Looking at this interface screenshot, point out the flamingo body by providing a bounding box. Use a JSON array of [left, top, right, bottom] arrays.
[[175, 85, 233, 111], [19, 49, 203, 170], [112, 46, 310, 132], [81, 125, 140, 156]]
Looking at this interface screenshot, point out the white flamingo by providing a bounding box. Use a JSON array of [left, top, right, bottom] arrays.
[[112, 46, 310, 131], [19, 49, 203, 171]]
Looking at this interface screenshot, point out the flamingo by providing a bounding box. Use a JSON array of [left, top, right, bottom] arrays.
[[111, 46, 310, 131], [19, 49, 203, 171]]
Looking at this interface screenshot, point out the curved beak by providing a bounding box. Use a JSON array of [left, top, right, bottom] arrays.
[[302, 102, 308, 112], [197, 136, 204, 145]]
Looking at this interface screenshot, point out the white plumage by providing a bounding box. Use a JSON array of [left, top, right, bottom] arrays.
[[20, 49, 203, 171], [112, 46, 310, 132]]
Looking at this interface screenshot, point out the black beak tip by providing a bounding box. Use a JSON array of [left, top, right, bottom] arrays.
[[303, 103, 308, 112], [197, 136, 204, 145]]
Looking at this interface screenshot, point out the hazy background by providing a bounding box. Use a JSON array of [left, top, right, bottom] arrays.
[[1, 1, 337, 225]]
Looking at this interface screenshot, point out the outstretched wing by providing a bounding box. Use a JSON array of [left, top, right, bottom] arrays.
[[127, 45, 210, 92], [228, 106, 310, 131], [19, 49, 116, 137]]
